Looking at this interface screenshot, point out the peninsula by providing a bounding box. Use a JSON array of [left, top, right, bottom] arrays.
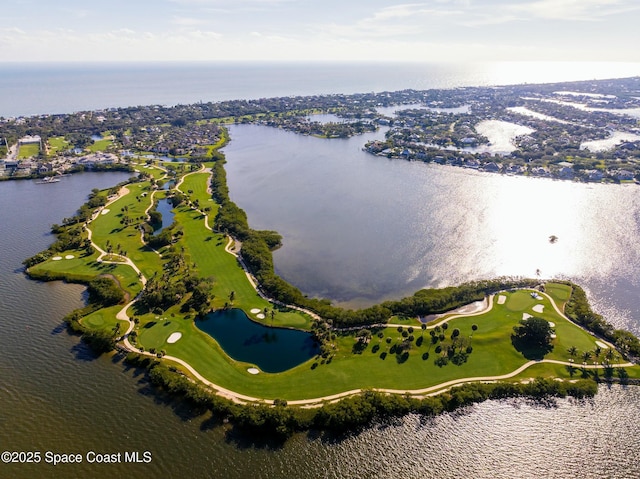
[[23, 142, 640, 436], [18, 77, 640, 436]]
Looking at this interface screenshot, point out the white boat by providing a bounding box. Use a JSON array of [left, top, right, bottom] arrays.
[[36, 176, 61, 184]]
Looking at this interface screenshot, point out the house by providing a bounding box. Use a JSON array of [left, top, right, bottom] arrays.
[[483, 162, 500, 172], [557, 166, 575, 179], [616, 170, 635, 181], [586, 170, 603, 182]]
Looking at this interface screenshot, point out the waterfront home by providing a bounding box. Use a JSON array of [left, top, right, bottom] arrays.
[[587, 170, 604, 182]]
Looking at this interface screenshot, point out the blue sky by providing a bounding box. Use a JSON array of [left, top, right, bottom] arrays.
[[2, 0, 639, 62]]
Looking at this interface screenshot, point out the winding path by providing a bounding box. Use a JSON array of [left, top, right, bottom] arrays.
[[83, 173, 631, 406]]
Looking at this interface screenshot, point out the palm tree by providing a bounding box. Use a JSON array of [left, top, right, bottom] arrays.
[[594, 346, 602, 361], [567, 346, 578, 357], [582, 351, 592, 363]]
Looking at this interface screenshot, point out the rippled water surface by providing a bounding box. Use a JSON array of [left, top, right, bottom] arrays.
[[223, 124, 640, 335], [3, 146, 640, 479]]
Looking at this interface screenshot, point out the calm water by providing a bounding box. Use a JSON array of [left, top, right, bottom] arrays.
[[223, 124, 640, 333], [196, 309, 319, 373], [152, 198, 174, 234], [3, 61, 640, 117], [4, 63, 640, 477]]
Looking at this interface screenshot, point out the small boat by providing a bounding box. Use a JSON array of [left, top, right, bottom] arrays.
[[36, 176, 61, 184]]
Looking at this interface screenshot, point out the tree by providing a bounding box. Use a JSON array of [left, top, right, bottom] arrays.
[[567, 345, 578, 357], [512, 316, 554, 359]]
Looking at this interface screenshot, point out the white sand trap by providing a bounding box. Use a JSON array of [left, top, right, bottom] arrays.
[[548, 322, 555, 328], [65, 254, 75, 259], [250, 308, 261, 314], [101, 209, 110, 215], [52, 256, 62, 261], [522, 313, 532, 320], [550, 333, 557, 339], [532, 304, 544, 313], [166, 332, 182, 344], [247, 368, 260, 375], [595, 340, 610, 349], [256, 313, 266, 319], [497, 295, 506, 305]]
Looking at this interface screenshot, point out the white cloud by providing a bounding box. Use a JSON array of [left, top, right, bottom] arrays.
[[510, 0, 640, 21]]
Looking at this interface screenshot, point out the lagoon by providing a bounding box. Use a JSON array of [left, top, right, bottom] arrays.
[[196, 309, 319, 373]]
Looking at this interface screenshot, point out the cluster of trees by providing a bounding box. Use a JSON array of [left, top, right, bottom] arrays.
[[137, 273, 188, 312], [87, 277, 125, 306], [564, 282, 640, 358], [128, 352, 597, 438]]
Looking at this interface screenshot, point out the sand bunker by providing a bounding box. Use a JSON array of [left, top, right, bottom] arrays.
[[532, 304, 544, 313], [52, 256, 62, 261], [497, 295, 506, 305], [247, 368, 260, 375], [548, 322, 555, 328], [522, 313, 532, 320], [250, 308, 261, 314], [101, 209, 110, 215], [65, 254, 75, 259], [257, 313, 266, 319], [166, 332, 182, 344], [550, 334, 557, 339], [595, 340, 609, 349]]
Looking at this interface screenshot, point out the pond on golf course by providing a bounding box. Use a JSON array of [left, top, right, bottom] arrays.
[[195, 309, 319, 373]]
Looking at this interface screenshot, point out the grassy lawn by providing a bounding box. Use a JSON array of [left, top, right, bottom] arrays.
[[89, 181, 165, 280], [18, 142, 40, 159], [81, 305, 128, 334], [87, 138, 113, 152], [545, 282, 572, 308], [134, 285, 634, 401], [48, 136, 70, 155]]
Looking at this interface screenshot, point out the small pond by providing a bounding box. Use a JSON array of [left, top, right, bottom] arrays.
[[152, 198, 174, 235], [196, 309, 319, 373]]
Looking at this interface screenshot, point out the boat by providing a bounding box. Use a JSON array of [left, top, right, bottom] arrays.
[[36, 176, 61, 184]]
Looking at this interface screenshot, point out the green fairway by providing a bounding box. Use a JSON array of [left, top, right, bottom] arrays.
[[28, 163, 638, 403], [87, 138, 113, 152], [18, 142, 40, 159], [47, 136, 70, 155], [133, 284, 635, 401]]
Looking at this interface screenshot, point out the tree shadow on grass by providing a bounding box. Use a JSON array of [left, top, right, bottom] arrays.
[[511, 335, 553, 360]]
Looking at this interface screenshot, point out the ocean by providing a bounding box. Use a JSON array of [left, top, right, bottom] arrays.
[[2, 61, 640, 117]]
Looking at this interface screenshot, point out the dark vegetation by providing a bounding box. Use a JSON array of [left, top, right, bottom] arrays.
[[126, 352, 597, 438], [511, 316, 554, 359], [564, 282, 640, 359]]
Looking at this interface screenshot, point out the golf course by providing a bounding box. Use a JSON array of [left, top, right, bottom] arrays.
[[26, 155, 640, 408]]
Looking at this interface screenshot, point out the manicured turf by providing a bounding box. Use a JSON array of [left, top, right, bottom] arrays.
[[545, 282, 572, 307], [17, 142, 40, 159], [135, 285, 634, 401], [36, 164, 638, 401], [87, 138, 113, 152], [47, 136, 70, 155]]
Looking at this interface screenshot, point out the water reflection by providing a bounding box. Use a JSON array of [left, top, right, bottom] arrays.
[[223, 124, 640, 333]]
